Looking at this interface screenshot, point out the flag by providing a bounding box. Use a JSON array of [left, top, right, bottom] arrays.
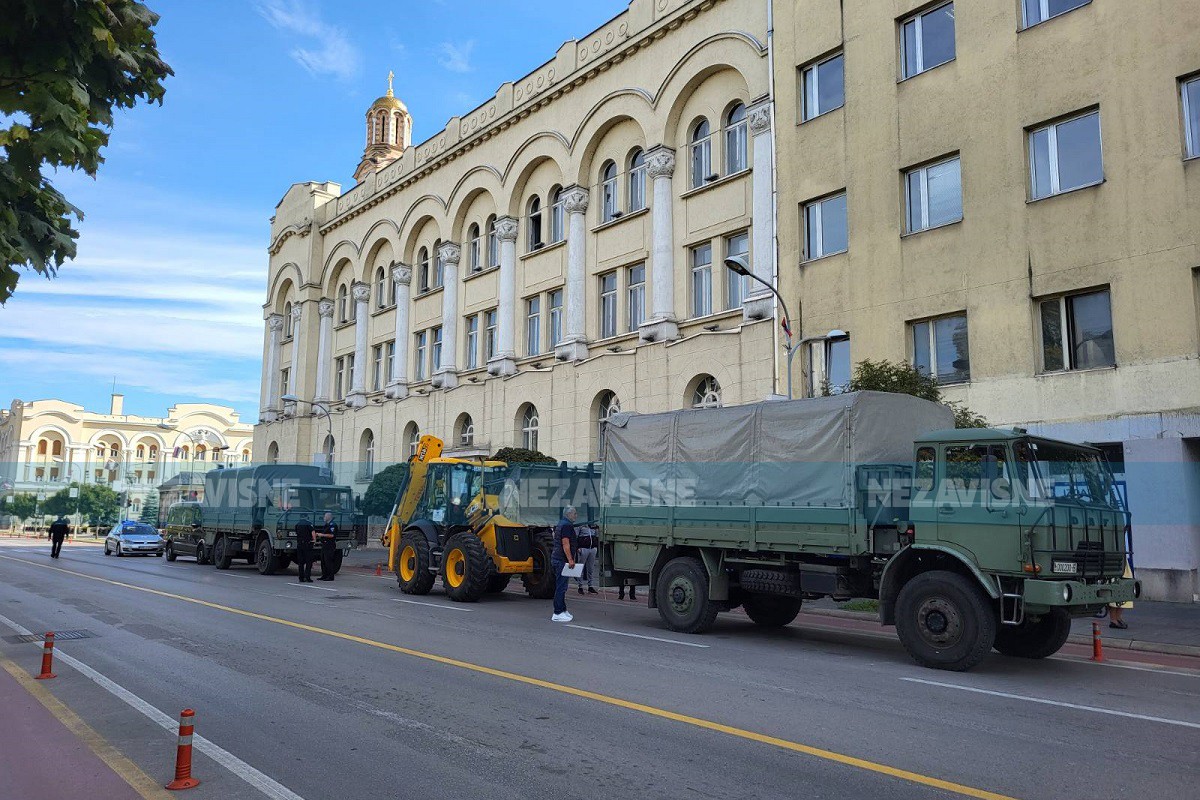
[[780, 317, 793, 339], [173, 447, 181, 458]]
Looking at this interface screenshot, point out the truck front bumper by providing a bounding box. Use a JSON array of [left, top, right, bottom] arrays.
[[1023, 577, 1139, 613]]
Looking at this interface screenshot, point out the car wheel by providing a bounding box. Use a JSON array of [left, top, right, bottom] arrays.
[[115, 543, 122, 557], [104, 542, 111, 556], [165, 543, 177, 562], [195, 542, 207, 565]]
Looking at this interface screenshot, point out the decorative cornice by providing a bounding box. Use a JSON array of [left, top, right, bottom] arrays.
[[495, 216, 519, 242], [267, 218, 312, 255]]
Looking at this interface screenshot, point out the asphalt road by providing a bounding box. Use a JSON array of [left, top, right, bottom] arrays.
[[1, 540, 1197, 800]]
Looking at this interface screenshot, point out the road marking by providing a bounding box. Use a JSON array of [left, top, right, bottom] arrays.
[[566, 624, 711, 649], [901, 677, 1200, 730], [0, 652, 169, 800], [0, 556, 1015, 800], [216, 571, 254, 579], [1053, 654, 1200, 679], [285, 582, 338, 592], [392, 598, 475, 613]]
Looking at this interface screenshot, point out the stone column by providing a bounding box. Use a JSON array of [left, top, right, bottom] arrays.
[[488, 217, 519, 376], [386, 262, 412, 399], [432, 241, 461, 389], [314, 299, 335, 404], [261, 313, 284, 422], [555, 186, 591, 362], [284, 303, 303, 416], [345, 282, 371, 408], [745, 101, 775, 321], [639, 147, 679, 342]]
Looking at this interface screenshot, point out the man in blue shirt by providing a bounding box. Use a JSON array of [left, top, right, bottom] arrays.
[[551, 506, 578, 622]]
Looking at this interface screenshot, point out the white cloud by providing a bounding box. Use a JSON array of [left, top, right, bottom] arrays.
[[255, 0, 361, 81], [437, 40, 476, 74]]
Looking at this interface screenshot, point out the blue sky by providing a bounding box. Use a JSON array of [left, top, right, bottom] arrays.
[[0, 0, 628, 422]]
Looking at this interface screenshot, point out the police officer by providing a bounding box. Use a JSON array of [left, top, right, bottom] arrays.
[[294, 516, 315, 583], [48, 515, 69, 559], [316, 511, 338, 581]]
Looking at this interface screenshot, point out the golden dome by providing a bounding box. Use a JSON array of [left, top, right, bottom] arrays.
[[370, 71, 407, 113]]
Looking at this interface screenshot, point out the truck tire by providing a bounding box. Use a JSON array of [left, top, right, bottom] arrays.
[[277, 555, 292, 571], [441, 533, 490, 602], [213, 536, 233, 570], [743, 595, 803, 628], [521, 530, 555, 600], [895, 570, 996, 671], [486, 574, 512, 593], [165, 542, 177, 562], [993, 608, 1071, 659], [655, 556, 719, 634], [256, 537, 278, 575], [397, 532, 435, 595]]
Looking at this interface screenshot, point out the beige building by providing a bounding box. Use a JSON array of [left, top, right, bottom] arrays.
[[774, 0, 1200, 600], [0, 394, 254, 520]]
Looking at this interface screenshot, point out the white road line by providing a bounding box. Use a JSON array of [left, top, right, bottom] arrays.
[[391, 598, 474, 613], [0, 612, 306, 800], [901, 677, 1200, 730], [285, 582, 339, 592], [565, 624, 711, 649], [1053, 654, 1200, 680], [216, 571, 254, 578]]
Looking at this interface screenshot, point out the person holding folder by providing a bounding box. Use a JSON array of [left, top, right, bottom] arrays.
[[551, 506, 579, 622]]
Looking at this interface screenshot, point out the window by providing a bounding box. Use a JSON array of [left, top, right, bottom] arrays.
[[487, 216, 500, 268], [385, 340, 396, 384], [337, 284, 349, 322], [334, 356, 346, 400], [418, 247, 430, 292], [527, 196, 543, 251], [627, 264, 646, 331], [372, 344, 384, 391], [912, 314, 971, 384], [526, 296, 542, 356], [376, 268, 387, 309], [690, 119, 713, 189], [465, 315, 479, 369], [628, 149, 647, 212], [1183, 76, 1200, 159], [280, 367, 290, 397], [1022, 0, 1089, 28], [600, 272, 618, 338], [809, 335, 851, 395], [549, 290, 563, 347], [901, 2, 956, 79], [691, 375, 722, 409], [801, 53, 845, 121], [1029, 110, 1103, 199], [550, 187, 566, 244], [283, 302, 293, 337], [905, 156, 962, 232], [1039, 288, 1115, 371], [521, 405, 540, 451], [433, 240, 444, 288], [725, 232, 750, 309], [468, 223, 481, 272], [361, 430, 375, 480], [601, 162, 619, 223], [458, 414, 475, 448], [484, 309, 498, 361], [414, 331, 428, 381], [725, 104, 748, 174], [691, 243, 713, 317], [431, 326, 443, 373], [388, 269, 396, 306], [405, 423, 420, 458], [803, 193, 848, 260]]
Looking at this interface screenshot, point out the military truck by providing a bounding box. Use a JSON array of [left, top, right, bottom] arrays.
[[599, 392, 1140, 671], [200, 465, 360, 575]]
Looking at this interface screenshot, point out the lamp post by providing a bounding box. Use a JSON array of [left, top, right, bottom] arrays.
[[724, 254, 802, 399], [51, 458, 83, 536], [281, 395, 334, 471], [159, 423, 227, 506]]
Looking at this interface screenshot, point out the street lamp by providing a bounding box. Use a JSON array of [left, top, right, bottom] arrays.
[[281, 395, 333, 470], [724, 254, 802, 399]]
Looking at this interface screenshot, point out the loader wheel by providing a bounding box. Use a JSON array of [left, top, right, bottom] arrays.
[[397, 532, 435, 595], [895, 570, 996, 672], [993, 608, 1071, 659], [655, 556, 719, 634], [521, 530, 555, 599], [485, 573, 512, 593], [743, 595, 803, 628], [441, 533, 490, 602]]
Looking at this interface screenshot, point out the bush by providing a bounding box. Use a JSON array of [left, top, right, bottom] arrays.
[[848, 359, 988, 429], [361, 463, 410, 519]]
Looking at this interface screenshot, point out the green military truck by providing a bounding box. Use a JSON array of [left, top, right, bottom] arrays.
[[200, 465, 360, 575], [599, 392, 1139, 671]]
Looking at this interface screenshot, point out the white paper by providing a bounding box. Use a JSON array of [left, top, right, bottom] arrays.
[[561, 563, 585, 578]]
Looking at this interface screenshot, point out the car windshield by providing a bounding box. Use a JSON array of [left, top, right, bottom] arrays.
[[121, 525, 159, 537], [1013, 439, 1120, 508]]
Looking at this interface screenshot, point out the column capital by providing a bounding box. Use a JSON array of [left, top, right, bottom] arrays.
[[267, 313, 285, 332], [390, 261, 412, 286], [748, 102, 772, 135], [351, 281, 371, 303], [495, 216, 519, 242], [646, 146, 676, 179], [290, 303, 303, 324], [317, 298, 335, 318], [562, 186, 590, 214], [437, 241, 462, 265]]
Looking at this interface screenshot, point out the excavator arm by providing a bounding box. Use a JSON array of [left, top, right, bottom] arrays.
[[385, 435, 444, 573]]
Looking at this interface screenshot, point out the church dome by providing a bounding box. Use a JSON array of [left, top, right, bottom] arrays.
[[370, 71, 406, 112]]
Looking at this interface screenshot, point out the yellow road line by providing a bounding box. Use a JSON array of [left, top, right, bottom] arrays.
[[0, 653, 171, 800], [0, 555, 1017, 800]]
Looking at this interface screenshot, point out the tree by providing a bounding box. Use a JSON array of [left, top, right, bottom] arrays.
[[0, 1, 172, 302], [138, 494, 159, 526], [491, 447, 556, 465], [6, 492, 38, 524], [361, 463, 409, 519], [77, 483, 119, 526], [42, 485, 75, 517], [848, 359, 989, 429]]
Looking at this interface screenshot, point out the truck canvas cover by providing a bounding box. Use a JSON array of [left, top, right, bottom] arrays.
[[498, 464, 601, 526], [202, 464, 330, 509], [601, 391, 953, 508]]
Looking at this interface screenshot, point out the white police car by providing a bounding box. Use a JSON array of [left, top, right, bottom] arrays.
[[104, 521, 165, 557]]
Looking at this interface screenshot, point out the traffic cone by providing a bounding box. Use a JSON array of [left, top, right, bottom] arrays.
[[165, 709, 200, 790], [375, 563, 382, 577], [1091, 621, 1104, 662], [35, 633, 56, 680]]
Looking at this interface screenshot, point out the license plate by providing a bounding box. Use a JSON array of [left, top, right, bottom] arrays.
[[1052, 561, 1078, 575]]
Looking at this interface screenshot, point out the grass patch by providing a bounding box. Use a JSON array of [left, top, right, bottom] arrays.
[[837, 599, 880, 613]]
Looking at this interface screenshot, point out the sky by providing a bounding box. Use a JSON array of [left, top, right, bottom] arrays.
[[0, 0, 629, 423]]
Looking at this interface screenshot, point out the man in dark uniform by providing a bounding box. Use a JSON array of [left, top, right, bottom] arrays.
[[48, 515, 69, 559], [550, 506, 578, 622], [316, 511, 338, 581], [294, 516, 315, 583]]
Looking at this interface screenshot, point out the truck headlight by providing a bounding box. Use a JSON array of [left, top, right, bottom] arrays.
[[1062, 584, 1072, 602]]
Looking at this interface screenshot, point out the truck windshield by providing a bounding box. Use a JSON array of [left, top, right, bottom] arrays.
[[310, 488, 352, 512], [1013, 440, 1119, 508]]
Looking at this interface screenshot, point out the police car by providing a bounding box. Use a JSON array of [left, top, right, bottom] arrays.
[[104, 521, 165, 557]]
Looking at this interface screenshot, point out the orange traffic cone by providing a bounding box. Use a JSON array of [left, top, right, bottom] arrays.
[[35, 633, 56, 680], [165, 709, 200, 790]]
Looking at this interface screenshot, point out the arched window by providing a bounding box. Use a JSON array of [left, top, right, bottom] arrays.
[[457, 414, 475, 448], [628, 149, 647, 212], [283, 302, 293, 337], [376, 267, 387, 309], [196, 444, 207, 462], [600, 162, 619, 223], [486, 215, 500, 268], [267, 442, 279, 464], [433, 239, 444, 288], [595, 391, 621, 458], [337, 284, 349, 322], [404, 422, 420, 458], [725, 103, 748, 174], [549, 186, 566, 244], [37, 440, 47, 455], [418, 247, 430, 292], [109, 444, 119, 458], [137, 445, 145, 459], [322, 434, 335, 466], [149, 446, 158, 461], [468, 223, 481, 272], [690, 119, 713, 189], [519, 404, 540, 452], [360, 429, 375, 479], [370, 114, 379, 145], [241, 448, 250, 463], [527, 196, 543, 251], [388, 268, 396, 307], [691, 375, 723, 409], [180, 445, 190, 461]]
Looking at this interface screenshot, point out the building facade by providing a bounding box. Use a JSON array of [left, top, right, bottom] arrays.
[[255, 0, 778, 476], [0, 394, 254, 520], [774, 0, 1200, 601]]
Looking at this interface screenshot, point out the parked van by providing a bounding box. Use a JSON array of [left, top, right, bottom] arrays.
[[163, 501, 206, 563]]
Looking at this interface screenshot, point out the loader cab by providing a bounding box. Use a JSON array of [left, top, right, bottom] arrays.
[[411, 461, 506, 534]]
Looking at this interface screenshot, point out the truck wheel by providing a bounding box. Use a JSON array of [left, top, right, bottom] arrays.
[[743, 595, 803, 628], [277, 555, 292, 571], [486, 574, 512, 593], [397, 532, 435, 595], [213, 536, 233, 570], [895, 570, 996, 671], [256, 538, 278, 575], [441, 533, 490, 602], [655, 556, 719, 634], [165, 542, 177, 562], [993, 608, 1071, 659], [521, 530, 555, 600]]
